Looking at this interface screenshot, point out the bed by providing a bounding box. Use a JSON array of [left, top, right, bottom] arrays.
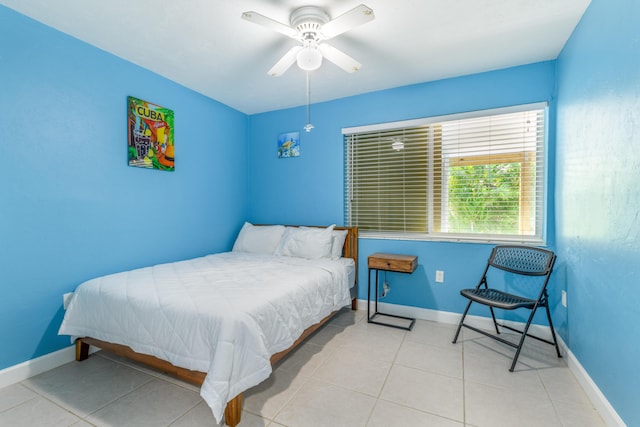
[[58, 224, 358, 427]]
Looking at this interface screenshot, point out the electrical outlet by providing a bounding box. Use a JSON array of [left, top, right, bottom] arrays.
[[435, 270, 444, 283], [561, 290, 567, 308]]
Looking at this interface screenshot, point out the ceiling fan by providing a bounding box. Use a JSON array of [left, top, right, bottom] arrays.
[[241, 4, 375, 76]]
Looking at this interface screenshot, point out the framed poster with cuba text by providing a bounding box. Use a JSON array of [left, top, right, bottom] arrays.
[[128, 96, 175, 171]]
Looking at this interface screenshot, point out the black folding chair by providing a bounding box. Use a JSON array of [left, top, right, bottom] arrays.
[[452, 245, 562, 371]]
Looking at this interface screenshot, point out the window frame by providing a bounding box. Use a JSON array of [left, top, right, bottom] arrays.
[[343, 103, 549, 244]]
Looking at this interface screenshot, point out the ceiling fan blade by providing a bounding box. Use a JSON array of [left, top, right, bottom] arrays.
[[320, 4, 375, 39], [241, 11, 297, 38], [268, 46, 303, 76], [319, 43, 362, 73]]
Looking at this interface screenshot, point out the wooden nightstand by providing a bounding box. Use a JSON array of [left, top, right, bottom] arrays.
[[367, 252, 418, 330]]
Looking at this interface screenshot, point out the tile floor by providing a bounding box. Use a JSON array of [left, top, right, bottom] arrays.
[[0, 309, 606, 426]]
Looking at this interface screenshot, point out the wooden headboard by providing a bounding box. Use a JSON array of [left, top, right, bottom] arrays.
[[335, 226, 358, 268]]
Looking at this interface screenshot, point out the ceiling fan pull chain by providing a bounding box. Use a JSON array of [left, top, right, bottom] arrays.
[[304, 71, 314, 132]]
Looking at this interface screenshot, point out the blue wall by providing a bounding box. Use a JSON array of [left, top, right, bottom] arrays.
[[556, 0, 640, 424], [0, 7, 248, 370], [5, 1, 637, 423], [248, 62, 559, 323]]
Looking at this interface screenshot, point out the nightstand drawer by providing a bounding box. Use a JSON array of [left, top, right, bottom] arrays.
[[368, 253, 418, 273]]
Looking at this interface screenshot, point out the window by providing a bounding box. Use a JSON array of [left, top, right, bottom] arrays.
[[343, 103, 547, 243]]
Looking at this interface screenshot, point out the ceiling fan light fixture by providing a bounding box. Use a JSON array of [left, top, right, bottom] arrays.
[[296, 46, 323, 71], [242, 4, 374, 76]]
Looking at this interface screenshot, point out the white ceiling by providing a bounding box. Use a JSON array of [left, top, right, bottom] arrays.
[[1, 0, 591, 115]]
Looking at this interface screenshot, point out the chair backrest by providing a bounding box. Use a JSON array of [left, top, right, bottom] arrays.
[[488, 245, 556, 277]]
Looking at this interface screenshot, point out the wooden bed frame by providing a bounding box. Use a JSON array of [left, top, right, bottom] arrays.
[[74, 225, 358, 427]]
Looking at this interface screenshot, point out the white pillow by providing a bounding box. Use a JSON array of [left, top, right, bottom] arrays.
[[276, 225, 335, 259], [275, 227, 297, 254], [232, 222, 286, 254], [330, 229, 349, 260]]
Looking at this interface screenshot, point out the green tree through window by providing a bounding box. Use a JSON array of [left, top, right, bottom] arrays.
[[448, 162, 521, 234]]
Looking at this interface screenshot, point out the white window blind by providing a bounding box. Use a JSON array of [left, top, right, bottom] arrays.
[[344, 104, 547, 243]]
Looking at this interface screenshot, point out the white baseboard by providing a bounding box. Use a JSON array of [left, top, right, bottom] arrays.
[[0, 345, 76, 389], [558, 337, 626, 427], [358, 299, 555, 337], [0, 344, 102, 390], [357, 299, 625, 427]]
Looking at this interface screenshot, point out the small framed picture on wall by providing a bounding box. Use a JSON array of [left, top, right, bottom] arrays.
[[277, 131, 300, 158]]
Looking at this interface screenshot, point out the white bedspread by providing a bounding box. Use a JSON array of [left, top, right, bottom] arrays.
[[58, 252, 353, 424]]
